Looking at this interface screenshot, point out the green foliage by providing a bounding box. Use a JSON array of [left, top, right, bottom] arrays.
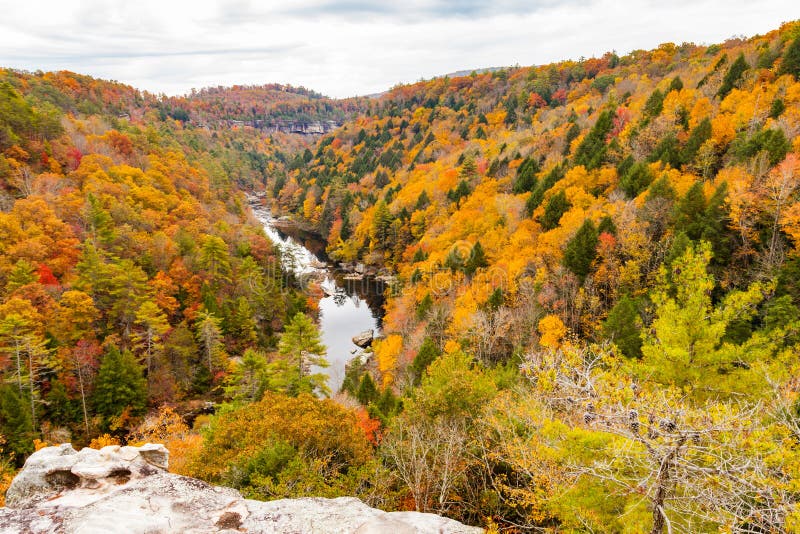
[[763, 295, 800, 333], [189, 392, 374, 500], [407, 349, 496, 420], [447, 179, 471, 205], [233, 439, 296, 493], [645, 174, 677, 203], [603, 295, 642, 358], [640, 242, 770, 396], [444, 246, 466, 273], [668, 76, 684, 92], [597, 215, 617, 236], [416, 292, 433, 320], [6, 260, 37, 293], [92, 346, 147, 425], [370, 387, 401, 425], [770, 98, 785, 118], [526, 164, 565, 216], [563, 219, 599, 281], [540, 190, 570, 230], [563, 122, 581, 156], [666, 231, 693, 267], [512, 156, 539, 193], [371, 200, 394, 247], [224, 348, 269, 403], [277, 313, 329, 397], [573, 109, 614, 169], [643, 89, 665, 118], [673, 181, 707, 240], [199, 235, 232, 283], [0, 82, 37, 149], [730, 128, 790, 166], [463, 241, 488, 276], [779, 35, 800, 77], [681, 117, 712, 165], [619, 161, 654, 197], [414, 189, 430, 210], [355, 373, 379, 405], [487, 287, 505, 310], [717, 53, 749, 98], [0, 385, 34, 462], [45, 380, 79, 425], [648, 134, 681, 168], [410, 337, 441, 384]]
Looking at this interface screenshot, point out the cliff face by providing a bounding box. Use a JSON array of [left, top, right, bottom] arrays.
[[221, 119, 339, 135], [0, 444, 482, 534]]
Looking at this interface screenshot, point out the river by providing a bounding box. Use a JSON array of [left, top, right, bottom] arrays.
[[250, 201, 385, 392]]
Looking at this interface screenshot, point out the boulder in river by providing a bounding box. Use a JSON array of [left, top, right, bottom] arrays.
[[352, 329, 374, 348]]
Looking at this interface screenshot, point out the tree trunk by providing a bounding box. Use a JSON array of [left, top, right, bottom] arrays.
[[650, 439, 685, 534], [14, 340, 23, 396], [27, 350, 36, 429], [77, 363, 89, 436]]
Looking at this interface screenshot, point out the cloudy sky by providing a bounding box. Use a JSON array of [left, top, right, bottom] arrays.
[[0, 1, 798, 98]]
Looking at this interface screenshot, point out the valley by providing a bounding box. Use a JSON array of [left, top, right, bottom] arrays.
[[1, 18, 800, 533], [250, 198, 384, 390]]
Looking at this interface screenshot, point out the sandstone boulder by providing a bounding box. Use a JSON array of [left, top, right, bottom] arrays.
[[352, 329, 374, 348], [0, 444, 482, 534]]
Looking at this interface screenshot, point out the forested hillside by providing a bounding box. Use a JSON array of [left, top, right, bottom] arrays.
[[0, 69, 315, 464], [160, 84, 368, 130], [3, 20, 800, 533], [261, 21, 800, 532]]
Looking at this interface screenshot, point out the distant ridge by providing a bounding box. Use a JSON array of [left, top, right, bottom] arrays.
[[441, 66, 505, 78]]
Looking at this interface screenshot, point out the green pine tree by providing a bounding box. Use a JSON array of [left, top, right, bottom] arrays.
[[0, 384, 34, 463], [680, 117, 712, 166], [643, 89, 665, 118], [674, 181, 707, 240], [603, 295, 643, 358], [371, 200, 394, 249], [411, 337, 441, 384], [92, 346, 147, 426], [512, 156, 540, 194], [717, 53, 749, 98], [6, 259, 36, 293], [563, 219, 599, 281], [526, 165, 565, 216], [540, 190, 571, 230], [464, 241, 488, 276], [620, 161, 654, 198], [573, 109, 614, 169], [779, 35, 800, 78], [278, 313, 329, 397], [356, 373, 379, 405]]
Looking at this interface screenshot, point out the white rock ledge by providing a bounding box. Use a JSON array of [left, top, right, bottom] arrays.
[[0, 444, 483, 534]]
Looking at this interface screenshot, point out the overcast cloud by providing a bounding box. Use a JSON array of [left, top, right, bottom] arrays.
[[0, 0, 798, 98]]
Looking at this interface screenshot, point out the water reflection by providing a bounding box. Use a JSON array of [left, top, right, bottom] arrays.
[[250, 203, 384, 391]]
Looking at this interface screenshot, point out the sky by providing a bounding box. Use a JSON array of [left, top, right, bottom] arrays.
[[0, 1, 799, 98]]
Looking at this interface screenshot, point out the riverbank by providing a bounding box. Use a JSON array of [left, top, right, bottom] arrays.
[[247, 195, 386, 392]]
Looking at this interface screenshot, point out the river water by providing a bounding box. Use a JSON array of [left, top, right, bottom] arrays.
[[250, 202, 384, 392]]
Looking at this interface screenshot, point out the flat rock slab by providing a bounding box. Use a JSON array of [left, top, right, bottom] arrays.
[[0, 444, 482, 534]]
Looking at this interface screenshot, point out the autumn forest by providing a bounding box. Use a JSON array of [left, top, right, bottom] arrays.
[[2, 19, 800, 533]]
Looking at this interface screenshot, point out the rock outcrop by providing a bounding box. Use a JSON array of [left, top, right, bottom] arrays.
[[352, 329, 374, 348], [0, 444, 482, 534], [222, 119, 339, 135]]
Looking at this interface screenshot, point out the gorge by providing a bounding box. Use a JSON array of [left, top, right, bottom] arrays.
[[249, 198, 385, 391]]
